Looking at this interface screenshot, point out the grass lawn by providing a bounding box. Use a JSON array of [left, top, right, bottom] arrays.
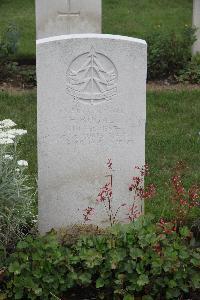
[[146, 90, 200, 221], [0, 89, 199, 220], [0, 0, 192, 60], [0, 0, 35, 60], [0, 92, 37, 177]]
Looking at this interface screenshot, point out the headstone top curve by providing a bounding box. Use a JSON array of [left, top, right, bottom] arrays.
[[36, 33, 147, 46], [36, 0, 102, 38]]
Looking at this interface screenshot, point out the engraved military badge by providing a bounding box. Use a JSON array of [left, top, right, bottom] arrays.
[[66, 46, 118, 105]]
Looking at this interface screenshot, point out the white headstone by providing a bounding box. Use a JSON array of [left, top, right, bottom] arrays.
[[35, 0, 101, 39], [37, 34, 147, 233], [193, 0, 200, 54]]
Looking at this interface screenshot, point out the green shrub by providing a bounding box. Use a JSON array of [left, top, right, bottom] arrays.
[[177, 53, 200, 84], [146, 27, 196, 80], [0, 25, 19, 83], [0, 24, 19, 60], [4, 216, 200, 299], [6, 233, 72, 300]]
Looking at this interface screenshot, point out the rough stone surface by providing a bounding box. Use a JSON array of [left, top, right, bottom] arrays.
[[37, 34, 147, 233], [35, 0, 101, 39], [193, 0, 200, 54]]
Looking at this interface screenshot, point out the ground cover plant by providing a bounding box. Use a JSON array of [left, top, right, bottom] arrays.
[[1, 215, 199, 299]]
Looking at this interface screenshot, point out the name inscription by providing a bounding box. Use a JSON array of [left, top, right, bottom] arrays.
[[61, 105, 144, 146]]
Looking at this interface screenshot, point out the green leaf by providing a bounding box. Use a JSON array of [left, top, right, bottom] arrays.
[[96, 277, 105, 288], [8, 261, 21, 275], [166, 288, 180, 299], [34, 288, 43, 296], [191, 273, 200, 289], [123, 295, 134, 300], [142, 296, 154, 300], [179, 227, 190, 238], [17, 241, 29, 250], [129, 247, 144, 259], [168, 280, 177, 288], [14, 289, 23, 299], [137, 274, 149, 287], [78, 272, 92, 285]]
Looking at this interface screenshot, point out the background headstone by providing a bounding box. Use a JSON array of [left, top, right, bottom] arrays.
[[37, 34, 147, 233], [193, 0, 200, 54], [36, 0, 101, 39]]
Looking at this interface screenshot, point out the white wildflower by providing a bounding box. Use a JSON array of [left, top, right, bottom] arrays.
[[15, 168, 20, 173], [0, 119, 16, 129], [0, 132, 15, 139], [17, 160, 28, 167], [7, 129, 27, 136], [0, 138, 14, 145], [4, 154, 13, 160]]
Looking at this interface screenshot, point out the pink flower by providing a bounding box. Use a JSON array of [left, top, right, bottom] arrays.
[[83, 207, 95, 222], [127, 203, 141, 222], [107, 158, 112, 170]]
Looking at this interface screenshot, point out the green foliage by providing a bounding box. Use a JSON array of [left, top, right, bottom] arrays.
[[4, 216, 200, 299], [4, 232, 79, 300], [18, 66, 36, 87], [0, 25, 19, 82], [0, 121, 36, 252], [0, 24, 19, 60], [177, 53, 200, 84], [146, 27, 196, 80], [6, 233, 72, 300]]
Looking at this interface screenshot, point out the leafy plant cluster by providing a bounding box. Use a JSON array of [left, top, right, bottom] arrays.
[[0, 24, 20, 82], [0, 24, 36, 88], [0, 119, 36, 254], [146, 27, 197, 82], [1, 216, 199, 300], [0, 25, 199, 85], [0, 25, 19, 61], [177, 53, 200, 84]]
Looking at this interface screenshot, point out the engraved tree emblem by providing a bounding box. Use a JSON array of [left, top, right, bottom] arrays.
[[66, 46, 118, 105]]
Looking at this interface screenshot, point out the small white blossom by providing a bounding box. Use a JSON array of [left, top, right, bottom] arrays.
[[4, 154, 13, 160], [0, 138, 14, 145], [7, 129, 27, 136], [15, 168, 20, 173], [0, 119, 16, 129], [0, 132, 15, 139], [17, 160, 28, 167]]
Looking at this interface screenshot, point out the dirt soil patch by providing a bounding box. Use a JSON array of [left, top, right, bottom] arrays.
[[148, 80, 200, 91], [0, 67, 199, 94]]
